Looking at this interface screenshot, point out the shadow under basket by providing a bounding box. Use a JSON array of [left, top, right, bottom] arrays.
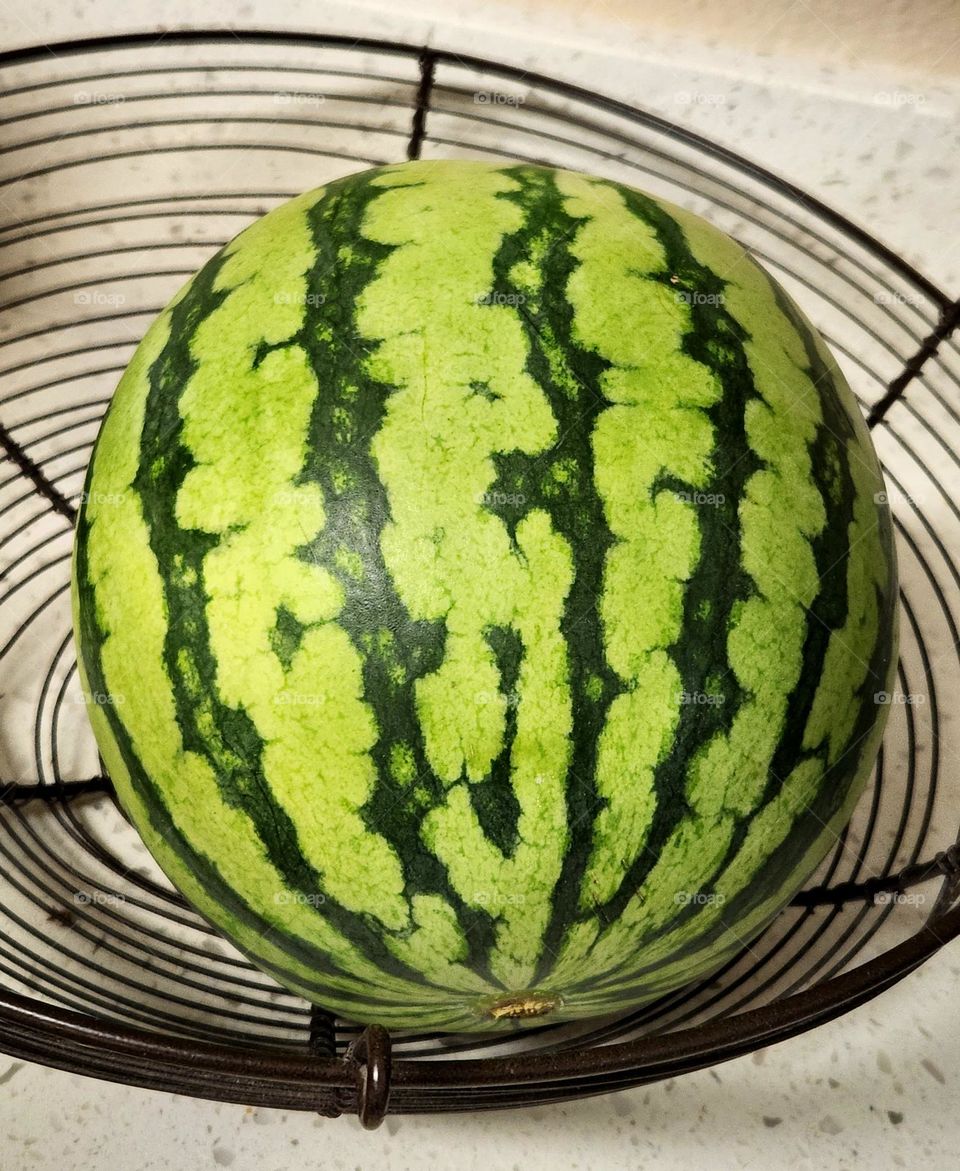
[[1, 30, 960, 1129]]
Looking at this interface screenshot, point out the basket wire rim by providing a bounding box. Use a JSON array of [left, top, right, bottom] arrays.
[[0, 26, 958, 1123]]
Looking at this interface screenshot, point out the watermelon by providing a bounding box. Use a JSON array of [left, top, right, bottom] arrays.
[[70, 159, 898, 1032]]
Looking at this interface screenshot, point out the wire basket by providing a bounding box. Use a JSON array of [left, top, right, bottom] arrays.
[[1, 30, 959, 1128]]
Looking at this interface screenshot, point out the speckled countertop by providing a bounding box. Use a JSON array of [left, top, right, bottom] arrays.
[[2, 2, 959, 1169]]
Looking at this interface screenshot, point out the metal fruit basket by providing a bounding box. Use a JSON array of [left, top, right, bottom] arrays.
[[1, 30, 959, 1128]]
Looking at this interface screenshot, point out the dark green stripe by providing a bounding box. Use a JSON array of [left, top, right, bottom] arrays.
[[583, 660, 892, 998], [471, 165, 618, 977], [129, 176, 461, 995], [293, 172, 506, 989], [719, 278, 861, 838], [72, 282, 405, 1006], [610, 289, 897, 970], [468, 624, 524, 855], [575, 277, 896, 993], [575, 184, 760, 941], [645, 280, 884, 951], [269, 603, 310, 672]]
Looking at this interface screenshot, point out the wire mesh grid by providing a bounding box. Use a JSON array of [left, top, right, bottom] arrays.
[[0, 31, 959, 1124]]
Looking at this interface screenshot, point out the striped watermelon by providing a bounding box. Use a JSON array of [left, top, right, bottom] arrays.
[[71, 159, 898, 1032]]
